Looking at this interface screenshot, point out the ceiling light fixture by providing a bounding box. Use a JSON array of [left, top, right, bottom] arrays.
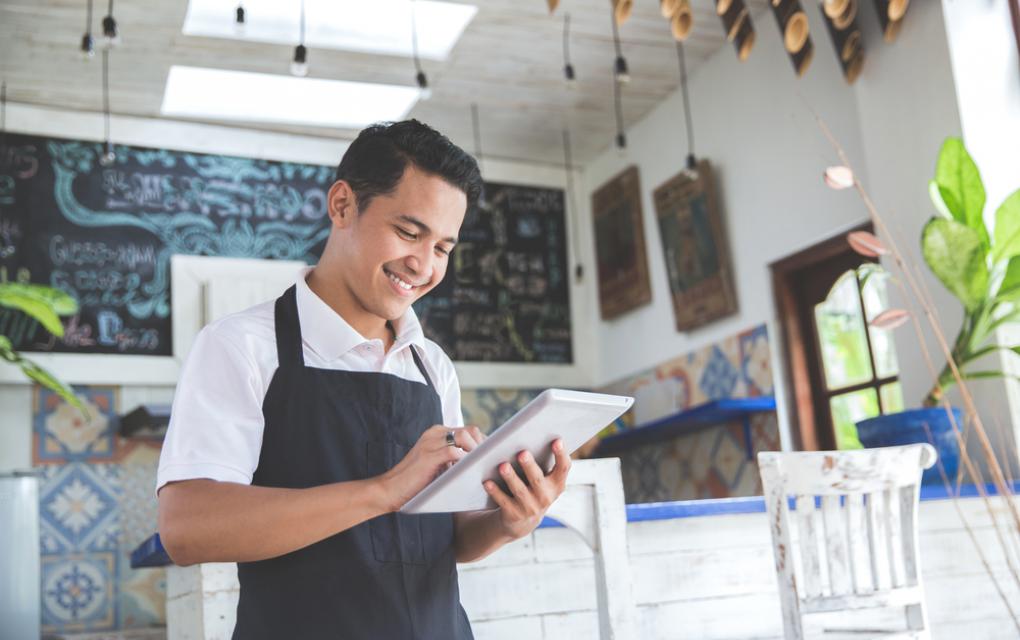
[[411, 0, 431, 100], [562, 13, 576, 85], [99, 50, 116, 166], [613, 72, 626, 149], [609, 0, 630, 84], [561, 127, 584, 282], [234, 2, 246, 33], [81, 0, 95, 60], [675, 42, 697, 171], [161, 66, 420, 128], [102, 0, 121, 48], [291, 0, 308, 77], [471, 102, 490, 210]]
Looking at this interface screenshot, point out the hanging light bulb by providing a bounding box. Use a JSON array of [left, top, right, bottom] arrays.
[[290, 0, 308, 76], [234, 3, 246, 34], [562, 13, 577, 88], [416, 70, 432, 101], [81, 33, 95, 59], [291, 44, 309, 77], [609, 2, 630, 84], [101, 0, 120, 48], [614, 55, 630, 84], [410, 0, 431, 100], [616, 132, 627, 149], [99, 140, 116, 166], [81, 0, 95, 60]]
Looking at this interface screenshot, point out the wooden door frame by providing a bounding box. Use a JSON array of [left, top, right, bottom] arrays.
[[770, 222, 873, 451]]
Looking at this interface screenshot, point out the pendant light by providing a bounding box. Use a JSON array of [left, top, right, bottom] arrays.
[[291, 0, 308, 77], [613, 72, 626, 149], [561, 127, 584, 282], [609, 1, 630, 84], [675, 42, 697, 171], [562, 13, 576, 86], [471, 103, 490, 211], [81, 0, 95, 60], [411, 0, 431, 99], [99, 49, 116, 166], [101, 0, 120, 48], [234, 2, 246, 34]]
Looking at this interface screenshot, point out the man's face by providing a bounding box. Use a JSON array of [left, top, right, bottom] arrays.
[[337, 164, 467, 322]]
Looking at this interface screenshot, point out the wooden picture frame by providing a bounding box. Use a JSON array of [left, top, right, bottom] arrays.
[[591, 165, 652, 320], [652, 161, 738, 331]]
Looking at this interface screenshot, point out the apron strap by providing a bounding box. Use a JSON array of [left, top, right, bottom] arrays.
[[274, 285, 305, 369], [409, 345, 435, 389]]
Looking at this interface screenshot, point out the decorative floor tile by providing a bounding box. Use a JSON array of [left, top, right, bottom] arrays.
[[41, 552, 117, 633], [34, 386, 119, 465]]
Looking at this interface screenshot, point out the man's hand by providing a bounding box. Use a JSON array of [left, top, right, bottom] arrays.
[[483, 438, 572, 540], [378, 425, 485, 512]]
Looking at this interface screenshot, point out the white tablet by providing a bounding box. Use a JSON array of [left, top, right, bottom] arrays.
[[399, 388, 633, 514]]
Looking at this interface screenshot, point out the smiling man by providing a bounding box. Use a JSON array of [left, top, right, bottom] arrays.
[[155, 120, 572, 639]]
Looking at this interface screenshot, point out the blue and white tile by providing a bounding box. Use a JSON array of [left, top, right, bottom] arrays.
[[698, 346, 739, 401], [739, 324, 773, 396], [41, 552, 117, 632], [39, 462, 121, 553]]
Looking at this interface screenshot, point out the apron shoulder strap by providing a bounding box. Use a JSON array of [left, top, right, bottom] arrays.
[[274, 285, 305, 369], [409, 345, 435, 389]]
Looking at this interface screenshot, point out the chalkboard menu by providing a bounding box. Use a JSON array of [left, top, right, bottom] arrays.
[[0, 133, 572, 363]]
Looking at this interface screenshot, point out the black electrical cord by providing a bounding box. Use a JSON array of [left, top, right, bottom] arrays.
[[471, 103, 489, 209], [562, 128, 584, 281], [562, 13, 575, 81], [101, 48, 114, 164], [609, 0, 629, 82], [675, 41, 697, 170], [1, 81, 7, 167], [613, 71, 626, 148]]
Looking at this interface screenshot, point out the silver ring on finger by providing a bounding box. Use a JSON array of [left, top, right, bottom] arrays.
[[445, 430, 457, 447]]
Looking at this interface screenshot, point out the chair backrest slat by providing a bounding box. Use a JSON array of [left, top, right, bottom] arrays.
[[822, 494, 851, 596], [845, 492, 872, 594], [795, 494, 823, 599], [866, 489, 892, 591]]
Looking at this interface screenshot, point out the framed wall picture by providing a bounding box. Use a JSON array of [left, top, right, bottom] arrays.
[[652, 160, 738, 331], [591, 165, 652, 320]]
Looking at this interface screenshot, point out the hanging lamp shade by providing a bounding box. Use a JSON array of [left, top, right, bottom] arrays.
[[660, 0, 680, 18], [613, 0, 633, 25], [671, 0, 693, 41]]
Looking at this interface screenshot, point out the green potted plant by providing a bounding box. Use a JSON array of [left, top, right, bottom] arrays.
[[854, 137, 1020, 483], [0, 282, 88, 418]]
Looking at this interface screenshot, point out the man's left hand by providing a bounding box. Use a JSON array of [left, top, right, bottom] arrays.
[[483, 439, 572, 540]]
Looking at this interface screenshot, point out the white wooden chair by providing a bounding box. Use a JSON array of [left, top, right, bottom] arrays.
[[758, 444, 937, 639], [546, 457, 638, 640]]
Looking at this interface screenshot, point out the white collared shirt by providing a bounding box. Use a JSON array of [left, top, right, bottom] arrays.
[[155, 267, 464, 496]]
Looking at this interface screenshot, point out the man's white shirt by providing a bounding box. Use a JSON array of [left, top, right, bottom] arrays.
[[155, 267, 464, 497]]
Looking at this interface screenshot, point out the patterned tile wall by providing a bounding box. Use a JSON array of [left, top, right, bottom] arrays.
[[33, 386, 166, 636], [596, 323, 780, 502]]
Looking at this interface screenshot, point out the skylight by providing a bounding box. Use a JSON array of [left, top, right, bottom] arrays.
[[182, 0, 477, 61], [160, 66, 421, 129]]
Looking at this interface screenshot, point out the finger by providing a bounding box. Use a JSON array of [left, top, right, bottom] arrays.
[[483, 479, 517, 514], [468, 425, 486, 445], [517, 450, 549, 499], [550, 439, 572, 486], [456, 427, 482, 452], [499, 461, 539, 513]]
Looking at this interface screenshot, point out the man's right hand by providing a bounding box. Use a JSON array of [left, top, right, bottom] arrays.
[[378, 425, 485, 512]]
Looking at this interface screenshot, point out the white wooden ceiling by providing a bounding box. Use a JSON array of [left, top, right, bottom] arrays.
[[0, 0, 770, 166]]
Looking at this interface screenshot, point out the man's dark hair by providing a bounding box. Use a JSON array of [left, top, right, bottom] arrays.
[[334, 119, 482, 214]]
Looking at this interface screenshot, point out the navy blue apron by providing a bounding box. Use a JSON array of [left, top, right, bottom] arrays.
[[232, 285, 474, 639]]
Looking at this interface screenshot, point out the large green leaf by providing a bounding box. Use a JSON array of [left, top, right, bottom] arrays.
[[922, 217, 990, 313], [934, 137, 989, 248], [993, 189, 1020, 264], [0, 283, 78, 337], [997, 255, 1020, 301], [18, 358, 90, 419]]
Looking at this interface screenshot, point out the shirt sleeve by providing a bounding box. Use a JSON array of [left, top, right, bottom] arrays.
[[155, 324, 266, 497]]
